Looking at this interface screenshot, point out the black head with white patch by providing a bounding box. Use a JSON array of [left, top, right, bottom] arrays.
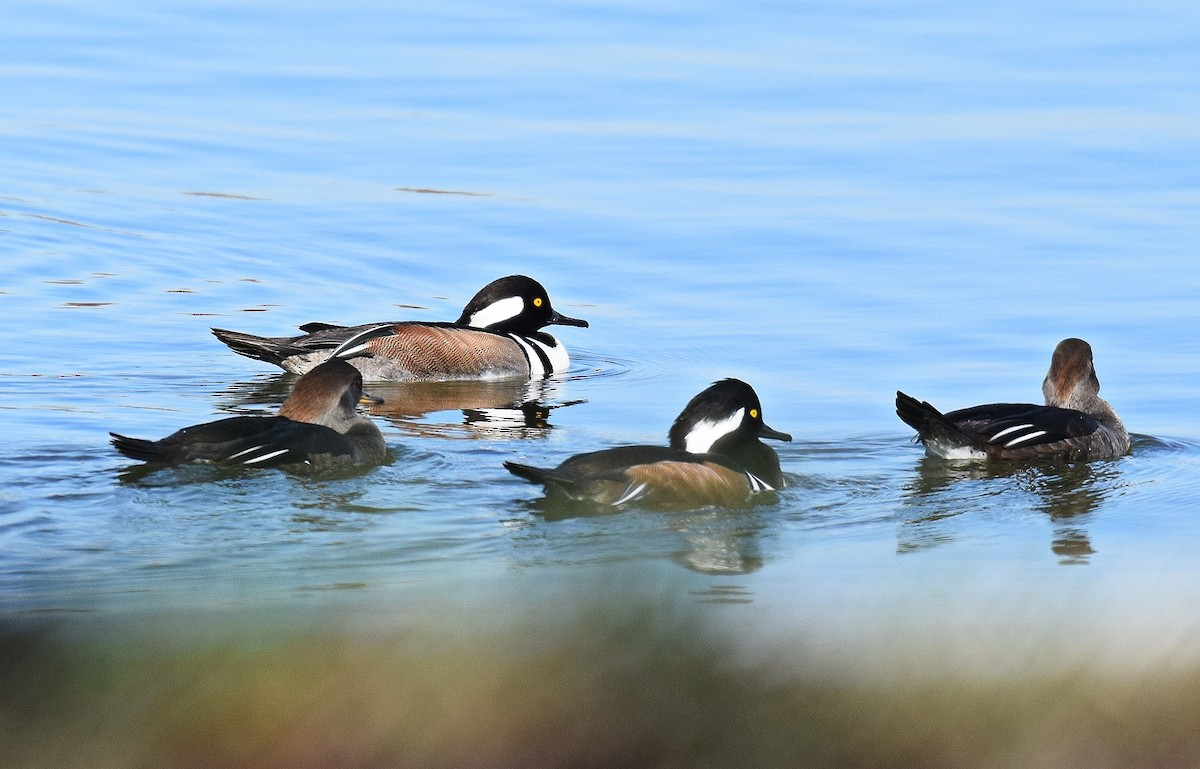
[[668, 378, 792, 455], [455, 275, 589, 336]]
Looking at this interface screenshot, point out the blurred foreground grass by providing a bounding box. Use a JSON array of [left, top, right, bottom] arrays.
[[4, 598, 1200, 769]]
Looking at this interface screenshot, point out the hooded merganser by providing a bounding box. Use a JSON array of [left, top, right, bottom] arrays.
[[211, 275, 588, 382], [110, 342, 387, 473], [505, 378, 791, 509], [896, 338, 1130, 461]]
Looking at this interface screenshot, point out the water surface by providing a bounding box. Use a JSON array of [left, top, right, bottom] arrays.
[[4, 0, 1200, 764]]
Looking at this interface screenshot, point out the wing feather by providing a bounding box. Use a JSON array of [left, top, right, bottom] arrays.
[[622, 460, 754, 508], [364, 325, 529, 378]]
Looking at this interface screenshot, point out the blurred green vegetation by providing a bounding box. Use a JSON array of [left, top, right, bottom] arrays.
[[4, 599, 1200, 769]]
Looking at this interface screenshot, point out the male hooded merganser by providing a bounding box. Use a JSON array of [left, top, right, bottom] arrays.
[[211, 275, 588, 382], [110, 338, 387, 473], [505, 378, 791, 509], [896, 338, 1130, 461]]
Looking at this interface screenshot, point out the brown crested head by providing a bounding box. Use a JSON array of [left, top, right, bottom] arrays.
[[278, 358, 366, 430], [1042, 337, 1100, 408]]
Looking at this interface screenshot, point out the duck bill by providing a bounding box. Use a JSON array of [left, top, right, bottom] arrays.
[[758, 422, 792, 442], [550, 309, 589, 328], [360, 392, 385, 406]]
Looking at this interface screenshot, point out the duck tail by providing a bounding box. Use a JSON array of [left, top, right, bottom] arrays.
[[109, 432, 168, 463], [211, 328, 291, 365], [895, 391, 971, 449], [503, 460, 556, 485], [504, 460, 591, 504]]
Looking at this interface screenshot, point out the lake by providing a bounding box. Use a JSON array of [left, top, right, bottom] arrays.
[[4, 0, 1200, 766]]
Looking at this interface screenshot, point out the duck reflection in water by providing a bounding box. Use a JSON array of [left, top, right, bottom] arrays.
[[508, 498, 766, 577], [669, 508, 765, 576], [216, 374, 582, 439], [897, 457, 1122, 564]]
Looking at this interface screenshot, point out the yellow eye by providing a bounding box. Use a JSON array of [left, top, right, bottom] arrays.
[[750, 409, 759, 419], [533, 297, 544, 307]]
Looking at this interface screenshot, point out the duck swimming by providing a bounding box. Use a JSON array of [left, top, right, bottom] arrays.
[[505, 378, 791, 509], [211, 275, 588, 382], [110, 338, 387, 474], [896, 337, 1130, 461]]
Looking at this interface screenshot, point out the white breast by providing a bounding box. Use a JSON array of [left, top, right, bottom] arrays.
[[507, 334, 570, 378]]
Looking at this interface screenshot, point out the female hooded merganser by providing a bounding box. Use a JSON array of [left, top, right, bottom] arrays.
[[505, 378, 791, 509], [211, 275, 588, 382], [110, 342, 387, 473], [896, 338, 1130, 461]]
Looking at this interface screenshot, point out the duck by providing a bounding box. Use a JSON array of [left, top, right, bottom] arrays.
[[110, 332, 389, 473], [505, 378, 791, 509], [895, 337, 1130, 461], [211, 275, 588, 382]]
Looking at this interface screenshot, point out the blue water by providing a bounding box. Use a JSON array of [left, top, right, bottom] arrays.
[[4, 0, 1200, 680]]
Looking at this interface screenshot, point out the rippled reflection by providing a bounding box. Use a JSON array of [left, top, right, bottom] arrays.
[[216, 374, 585, 439], [524, 495, 769, 576], [368, 377, 584, 438], [667, 509, 765, 576], [897, 456, 1125, 564]]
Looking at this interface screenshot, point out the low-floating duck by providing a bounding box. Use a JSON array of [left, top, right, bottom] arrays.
[[212, 275, 587, 382], [111, 336, 387, 473], [505, 378, 791, 509], [896, 337, 1130, 461]]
